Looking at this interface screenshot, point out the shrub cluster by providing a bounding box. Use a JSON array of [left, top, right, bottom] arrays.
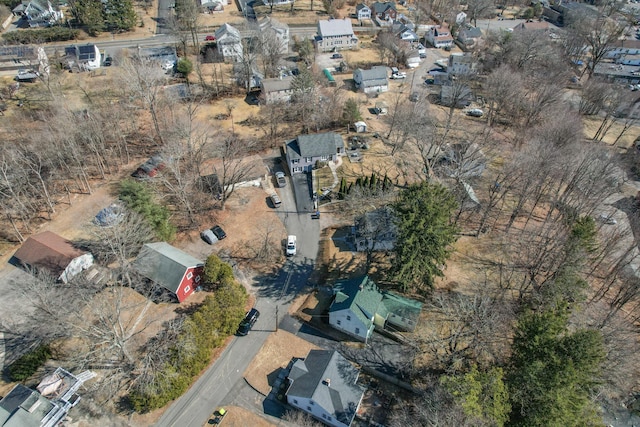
[[2, 27, 80, 44], [8, 345, 52, 381], [129, 281, 247, 411]]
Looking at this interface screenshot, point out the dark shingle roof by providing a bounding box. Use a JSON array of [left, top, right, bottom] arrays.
[[287, 132, 344, 160], [287, 350, 364, 426], [371, 1, 396, 14], [77, 44, 96, 61], [356, 66, 388, 88]]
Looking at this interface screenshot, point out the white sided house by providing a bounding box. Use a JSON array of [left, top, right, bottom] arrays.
[[216, 23, 243, 62], [258, 16, 290, 54], [65, 44, 101, 71], [315, 18, 358, 52], [353, 66, 388, 93], [329, 276, 423, 342], [286, 350, 365, 427]]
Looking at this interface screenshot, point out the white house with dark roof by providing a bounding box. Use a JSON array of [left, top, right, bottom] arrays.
[[316, 19, 358, 52], [12, 0, 62, 27], [215, 23, 243, 62], [65, 44, 101, 71], [355, 3, 371, 21], [286, 350, 365, 427], [258, 17, 290, 54], [260, 76, 294, 103], [353, 66, 388, 94], [286, 132, 345, 174], [133, 242, 204, 303]]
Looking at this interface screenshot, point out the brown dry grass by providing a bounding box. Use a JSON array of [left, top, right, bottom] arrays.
[[243, 330, 320, 395], [206, 405, 277, 427]]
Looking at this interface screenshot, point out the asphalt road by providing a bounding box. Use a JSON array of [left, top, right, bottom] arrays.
[[155, 171, 319, 427]]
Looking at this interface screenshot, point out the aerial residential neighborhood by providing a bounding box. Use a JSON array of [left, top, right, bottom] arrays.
[[1, 0, 640, 426]]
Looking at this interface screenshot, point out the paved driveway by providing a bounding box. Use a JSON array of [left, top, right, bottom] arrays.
[[291, 173, 315, 214]]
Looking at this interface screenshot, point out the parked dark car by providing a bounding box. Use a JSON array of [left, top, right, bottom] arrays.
[[237, 308, 260, 335], [211, 225, 226, 240], [205, 35, 216, 41], [331, 53, 343, 59], [132, 154, 165, 178], [103, 56, 112, 66]]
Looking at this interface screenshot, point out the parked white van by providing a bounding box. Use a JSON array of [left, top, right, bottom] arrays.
[[286, 235, 297, 256]]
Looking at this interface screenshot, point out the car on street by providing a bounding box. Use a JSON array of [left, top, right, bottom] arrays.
[[208, 407, 227, 424], [211, 225, 227, 240], [286, 235, 297, 256], [205, 35, 216, 41], [200, 228, 219, 245], [270, 193, 281, 208], [331, 53, 343, 59], [237, 308, 260, 335], [275, 171, 286, 188]]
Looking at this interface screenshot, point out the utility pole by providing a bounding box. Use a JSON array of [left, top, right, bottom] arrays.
[[275, 306, 279, 332]]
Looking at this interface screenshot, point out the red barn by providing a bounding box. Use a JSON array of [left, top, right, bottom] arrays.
[[133, 242, 204, 302]]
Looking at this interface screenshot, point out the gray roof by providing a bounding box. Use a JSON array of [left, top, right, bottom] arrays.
[[355, 3, 370, 11], [261, 76, 293, 93], [318, 18, 354, 37], [287, 350, 365, 426], [371, 1, 396, 14], [356, 66, 388, 88], [287, 132, 344, 160], [459, 24, 482, 38], [216, 23, 241, 41], [133, 242, 203, 294], [258, 16, 288, 31], [0, 384, 55, 427]]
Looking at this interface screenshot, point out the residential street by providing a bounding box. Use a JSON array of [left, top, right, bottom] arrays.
[[155, 173, 319, 427]]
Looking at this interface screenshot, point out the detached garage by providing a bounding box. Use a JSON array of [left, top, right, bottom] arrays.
[[13, 231, 94, 283], [133, 242, 204, 303]]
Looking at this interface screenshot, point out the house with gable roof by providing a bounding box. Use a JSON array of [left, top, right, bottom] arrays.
[[0, 367, 95, 427], [261, 75, 294, 103], [286, 132, 345, 174], [13, 231, 94, 283], [133, 242, 204, 302], [371, 1, 397, 21], [424, 24, 454, 49], [457, 24, 482, 48], [355, 3, 371, 21], [215, 23, 243, 62], [353, 66, 388, 94], [285, 349, 365, 427], [12, 0, 63, 27], [315, 18, 358, 52], [329, 276, 422, 341], [258, 16, 290, 54]]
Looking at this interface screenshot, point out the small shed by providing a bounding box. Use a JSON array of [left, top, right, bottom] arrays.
[[353, 121, 367, 133]]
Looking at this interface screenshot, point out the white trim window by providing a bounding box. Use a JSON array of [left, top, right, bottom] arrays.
[[187, 272, 193, 280], [184, 285, 191, 293]]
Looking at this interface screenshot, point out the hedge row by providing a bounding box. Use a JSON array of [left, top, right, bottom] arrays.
[[129, 282, 247, 411], [2, 27, 80, 44], [8, 345, 52, 381]]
